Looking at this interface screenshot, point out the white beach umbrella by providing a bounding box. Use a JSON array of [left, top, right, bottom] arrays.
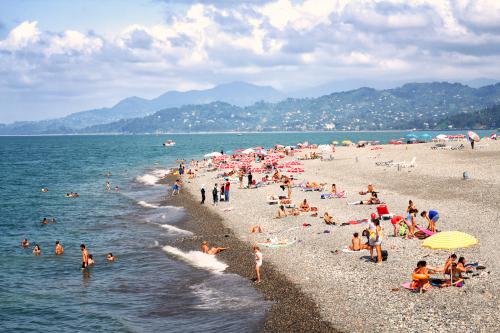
[[204, 152, 222, 158], [436, 134, 449, 141], [242, 148, 255, 154]]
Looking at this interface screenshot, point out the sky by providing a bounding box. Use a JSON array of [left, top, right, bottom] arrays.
[[1, 0, 500, 123]]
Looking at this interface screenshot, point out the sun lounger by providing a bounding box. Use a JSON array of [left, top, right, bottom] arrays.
[[376, 204, 394, 220]]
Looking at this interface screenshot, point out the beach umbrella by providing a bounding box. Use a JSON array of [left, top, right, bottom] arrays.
[[204, 152, 222, 158], [420, 133, 431, 142], [491, 133, 497, 140], [422, 231, 478, 285], [332, 141, 339, 145], [436, 134, 448, 141], [342, 140, 352, 146], [242, 148, 255, 154], [468, 131, 480, 142]]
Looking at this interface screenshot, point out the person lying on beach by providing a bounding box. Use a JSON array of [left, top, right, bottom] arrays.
[[33, 244, 41, 255], [55, 241, 64, 255], [201, 241, 227, 255], [250, 225, 263, 233], [359, 184, 375, 195], [272, 170, 281, 181], [348, 193, 380, 205], [300, 199, 310, 212], [22, 239, 30, 248], [420, 210, 439, 233], [323, 212, 336, 225], [348, 233, 362, 251], [288, 208, 301, 216], [274, 205, 288, 219], [107, 253, 116, 262]]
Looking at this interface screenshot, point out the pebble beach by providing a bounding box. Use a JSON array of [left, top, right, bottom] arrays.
[[177, 140, 500, 332]]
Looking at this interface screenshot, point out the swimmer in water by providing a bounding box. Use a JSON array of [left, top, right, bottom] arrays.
[[22, 239, 30, 248], [106, 253, 116, 262], [105, 181, 111, 191], [41, 217, 49, 225], [88, 254, 95, 265], [33, 244, 41, 255], [41, 188, 48, 192], [114, 186, 119, 192], [51, 217, 56, 224], [55, 241, 64, 255], [80, 244, 89, 269]]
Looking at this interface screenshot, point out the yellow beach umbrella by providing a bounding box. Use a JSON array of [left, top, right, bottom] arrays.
[[422, 231, 478, 250], [342, 140, 352, 146], [422, 231, 478, 285]]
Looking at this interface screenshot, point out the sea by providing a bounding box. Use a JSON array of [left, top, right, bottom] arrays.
[[0, 130, 493, 332]]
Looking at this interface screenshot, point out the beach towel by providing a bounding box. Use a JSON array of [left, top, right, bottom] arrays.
[[320, 191, 346, 199], [341, 219, 368, 226], [415, 225, 435, 237]]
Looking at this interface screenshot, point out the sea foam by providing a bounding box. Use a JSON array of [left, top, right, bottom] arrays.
[[160, 224, 193, 235], [162, 246, 228, 273], [135, 174, 159, 186], [137, 200, 159, 208]]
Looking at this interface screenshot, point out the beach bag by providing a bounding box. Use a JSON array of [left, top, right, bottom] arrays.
[[398, 223, 408, 236], [381, 250, 388, 261]]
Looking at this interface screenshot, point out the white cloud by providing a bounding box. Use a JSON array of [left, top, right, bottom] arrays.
[[0, 21, 40, 51], [46, 30, 103, 56]]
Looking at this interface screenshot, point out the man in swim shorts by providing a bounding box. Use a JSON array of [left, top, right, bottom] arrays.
[[80, 244, 89, 269]]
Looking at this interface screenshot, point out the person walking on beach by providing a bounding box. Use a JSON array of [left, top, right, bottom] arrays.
[[81, 244, 89, 269], [239, 170, 244, 189], [224, 179, 230, 202], [254, 246, 263, 283], [55, 241, 64, 255], [248, 171, 253, 189], [200, 185, 206, 204], [212, 184, 218, 206]]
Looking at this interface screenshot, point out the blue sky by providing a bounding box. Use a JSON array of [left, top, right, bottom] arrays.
[[1, 0, 500, 123]]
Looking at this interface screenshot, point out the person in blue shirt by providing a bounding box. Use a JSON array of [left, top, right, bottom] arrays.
[[421, 210, 439, 232]]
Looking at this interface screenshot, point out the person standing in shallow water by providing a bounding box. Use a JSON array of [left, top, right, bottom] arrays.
[[80, 244, 89, 269], [212, 184, 218, 206], [254, 246, 263, 283], [200, 185, 206, 204]]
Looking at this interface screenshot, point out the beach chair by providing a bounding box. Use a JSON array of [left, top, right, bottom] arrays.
[[376, 205, 394, 220]]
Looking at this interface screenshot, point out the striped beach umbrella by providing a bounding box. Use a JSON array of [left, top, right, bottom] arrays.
[[422, 231, 478, 250]]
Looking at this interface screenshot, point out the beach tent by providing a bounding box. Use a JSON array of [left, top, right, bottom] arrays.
[[422, 231, 478, 285], [317, 144, 332, 152], [204, 152, 222, 158]]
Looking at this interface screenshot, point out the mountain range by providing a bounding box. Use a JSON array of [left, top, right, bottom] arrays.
[[1, 81, 499, 135]]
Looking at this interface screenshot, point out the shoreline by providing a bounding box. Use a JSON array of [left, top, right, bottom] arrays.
[[164, 180, 337, 332]]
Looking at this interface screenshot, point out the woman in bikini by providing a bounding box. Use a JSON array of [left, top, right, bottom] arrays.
[[300, 199, 310, 212]]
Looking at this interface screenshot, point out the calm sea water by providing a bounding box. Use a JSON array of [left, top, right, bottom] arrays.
[[0, 131, 491, 332]]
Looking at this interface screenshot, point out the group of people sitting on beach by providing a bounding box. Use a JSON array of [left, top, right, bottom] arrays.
[[410, 254, 478, 292]]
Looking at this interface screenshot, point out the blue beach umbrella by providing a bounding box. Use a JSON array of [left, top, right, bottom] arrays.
[[420, 133, 431, 142]]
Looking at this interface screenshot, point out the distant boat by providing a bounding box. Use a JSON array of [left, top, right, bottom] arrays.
[[163, 140, 176, 147]]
